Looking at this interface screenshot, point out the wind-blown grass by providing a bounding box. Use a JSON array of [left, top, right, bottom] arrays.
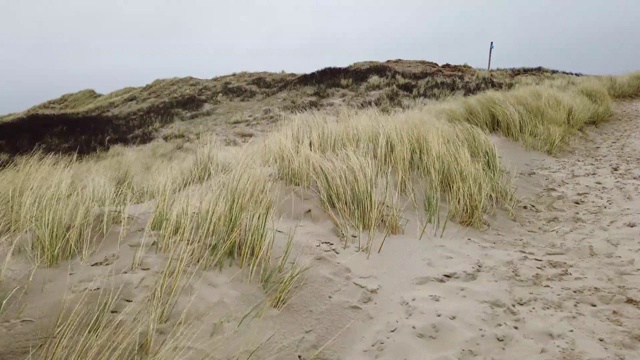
[[437, 83, 614, 153], [600, 72, 640, 99], [264, 107, 514, 234], [309, 150, 397, 250], [150, 163, 274, 271], [36, 288, 142, 360], [34, 283, 211, 360], [0, 154, 130, 266], [148, 152, 305, 308]]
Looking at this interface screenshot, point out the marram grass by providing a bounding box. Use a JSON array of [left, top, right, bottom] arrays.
[[2, 70, 639, 359], [264, 107, 514, 233]]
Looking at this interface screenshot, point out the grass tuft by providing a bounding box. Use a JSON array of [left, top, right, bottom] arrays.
[[438, 83, 614, 153], [265, 107, 513, 235], [0, 154, 130, 266]]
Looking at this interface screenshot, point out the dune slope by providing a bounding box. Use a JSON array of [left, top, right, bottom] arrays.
[[1, 100, 639, 359]]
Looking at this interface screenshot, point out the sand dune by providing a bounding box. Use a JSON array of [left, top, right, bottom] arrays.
[[2, 101, 640, 359]]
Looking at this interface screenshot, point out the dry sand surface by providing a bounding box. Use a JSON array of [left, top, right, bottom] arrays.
[[2, 101, 640, 359]]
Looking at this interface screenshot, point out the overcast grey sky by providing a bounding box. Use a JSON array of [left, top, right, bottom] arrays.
[[1, 0, 639, 115]]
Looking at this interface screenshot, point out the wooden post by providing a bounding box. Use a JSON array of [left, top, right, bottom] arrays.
[[487, 41, 494, 71]]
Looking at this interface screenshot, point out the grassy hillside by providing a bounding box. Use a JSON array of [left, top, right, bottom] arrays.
[[0, 60, 639, 358]]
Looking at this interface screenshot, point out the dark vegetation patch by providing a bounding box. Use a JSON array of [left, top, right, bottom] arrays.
[[0, 95, 205, 157], [288, 64, 401, 88], [0, 113, 155, 155], [497, 66, 583, 77], [285, 61, 476, 89]]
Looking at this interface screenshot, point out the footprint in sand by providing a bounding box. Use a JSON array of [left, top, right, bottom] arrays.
[[71, 279, 105, 293], [412, 267, 481, 285], [0, 318, 36, 332], [90, 253, 119, 267], [400, 297, 417, 319], [109, 289, 137, 314], [353, 276, 380, 294], [344, 276, 380, 310]]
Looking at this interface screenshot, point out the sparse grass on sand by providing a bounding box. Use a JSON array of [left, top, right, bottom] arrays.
[[0, 70, 639, 358]]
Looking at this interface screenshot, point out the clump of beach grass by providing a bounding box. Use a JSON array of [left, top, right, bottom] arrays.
[[436, 83, 614, 153], [0, 154, 131, 266], [264, 107, 514, 237]]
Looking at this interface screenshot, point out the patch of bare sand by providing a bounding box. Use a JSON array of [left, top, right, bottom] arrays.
[[2, 101, 640, 359]]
